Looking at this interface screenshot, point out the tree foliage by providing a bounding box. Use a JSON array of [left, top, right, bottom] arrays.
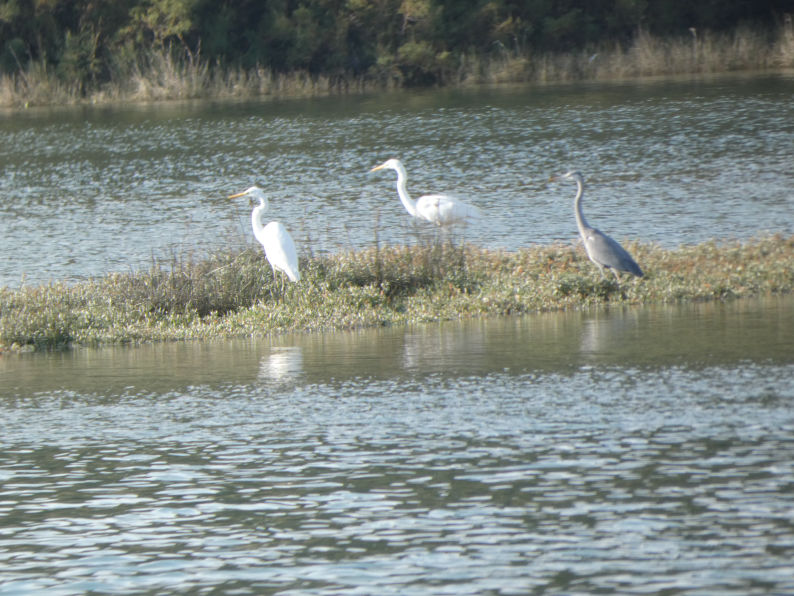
[[0, 0, 789, 91]]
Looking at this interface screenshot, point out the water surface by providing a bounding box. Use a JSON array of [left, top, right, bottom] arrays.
[[1, 297, 793, 594], [1, 295, 792, 396]]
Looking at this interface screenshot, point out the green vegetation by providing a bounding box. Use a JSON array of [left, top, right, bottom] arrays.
[[1, 1, 793, 106], [2, 235, 792, 352]]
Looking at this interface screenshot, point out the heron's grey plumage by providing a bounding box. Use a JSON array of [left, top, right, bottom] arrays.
[[556, 171, 643, 281]]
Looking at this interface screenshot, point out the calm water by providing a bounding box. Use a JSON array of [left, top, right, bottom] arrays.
[[1, 73, 793, 287], [1, 296, 793, 594]]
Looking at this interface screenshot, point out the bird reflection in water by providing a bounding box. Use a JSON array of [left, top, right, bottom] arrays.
[[579, 309, 641, 361], [258, 347, 304, 384]]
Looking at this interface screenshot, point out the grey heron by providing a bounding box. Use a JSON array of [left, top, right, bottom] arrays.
[[551, 171, 643, 281]]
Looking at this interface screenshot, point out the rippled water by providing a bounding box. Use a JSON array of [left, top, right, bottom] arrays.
[[1, 72, 793, 286], [1, 297, 793, 594]]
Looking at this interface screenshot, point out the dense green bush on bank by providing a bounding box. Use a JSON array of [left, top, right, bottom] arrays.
[[1, 235, 793, 352], [1, 1, 793, 106]]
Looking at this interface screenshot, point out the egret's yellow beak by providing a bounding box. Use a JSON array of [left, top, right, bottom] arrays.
[[228, 190, 248, 199], [369, 163, 386, 173]]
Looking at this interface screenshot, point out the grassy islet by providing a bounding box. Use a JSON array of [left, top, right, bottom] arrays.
[[2, 235, 792, 352]]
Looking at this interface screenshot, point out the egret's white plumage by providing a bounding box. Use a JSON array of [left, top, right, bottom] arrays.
[[229, 186, 300, 285], [369, 158, 481, 227], [551, 171, 643, 281]]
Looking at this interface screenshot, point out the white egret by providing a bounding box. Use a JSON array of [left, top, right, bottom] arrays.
[[229, 186, 300, 288], [369, 158, 481, 227], [551, 171, 643, 281]]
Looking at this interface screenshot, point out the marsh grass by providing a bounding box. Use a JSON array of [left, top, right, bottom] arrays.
[[119, 50, 372, 102], [478, 25, 794, 84], [0, 60, 82, 107], [2, 26, 792, 108], [2, 235, 792, 352], [0, 47, 384, 108]]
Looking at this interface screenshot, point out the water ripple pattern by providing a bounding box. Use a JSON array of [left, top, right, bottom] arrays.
[[1, 363, 793, 594], [1, 74, 793, 285]]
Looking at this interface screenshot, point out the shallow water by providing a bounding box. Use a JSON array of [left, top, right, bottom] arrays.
[[1, 72, 793, 287], [1, 295, 793, 396], [1, 296, 793, 594]]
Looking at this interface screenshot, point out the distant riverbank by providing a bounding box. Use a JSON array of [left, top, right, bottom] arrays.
[[2, 25, 793, 109], [1, 235, 792, 352]]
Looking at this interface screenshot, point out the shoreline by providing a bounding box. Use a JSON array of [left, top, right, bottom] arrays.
[[2, 235, 792, 353], [2, 26, 793, 110]]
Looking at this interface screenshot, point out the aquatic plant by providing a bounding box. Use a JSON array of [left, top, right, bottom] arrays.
[[1, 235, 792, 352]]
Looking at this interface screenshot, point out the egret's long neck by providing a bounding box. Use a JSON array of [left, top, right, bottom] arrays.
[[251, 199, 267, 238], [573, 178, 590, 236], [393, 163, 418, 217]]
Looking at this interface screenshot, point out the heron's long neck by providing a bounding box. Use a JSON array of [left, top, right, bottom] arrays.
[[251, 200, 267, 238], [393, 164, 418, 217], [573, 179, 590, 236]]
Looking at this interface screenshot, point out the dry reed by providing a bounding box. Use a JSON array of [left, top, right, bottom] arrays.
[[1, 26, 792, 108], [473, 25, 794, 85]]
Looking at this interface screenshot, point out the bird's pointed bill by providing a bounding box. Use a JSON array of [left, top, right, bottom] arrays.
[[228, 190, 249, 199]]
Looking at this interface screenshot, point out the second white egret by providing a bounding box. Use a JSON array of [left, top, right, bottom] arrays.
[[369, 158, 481, 227]]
